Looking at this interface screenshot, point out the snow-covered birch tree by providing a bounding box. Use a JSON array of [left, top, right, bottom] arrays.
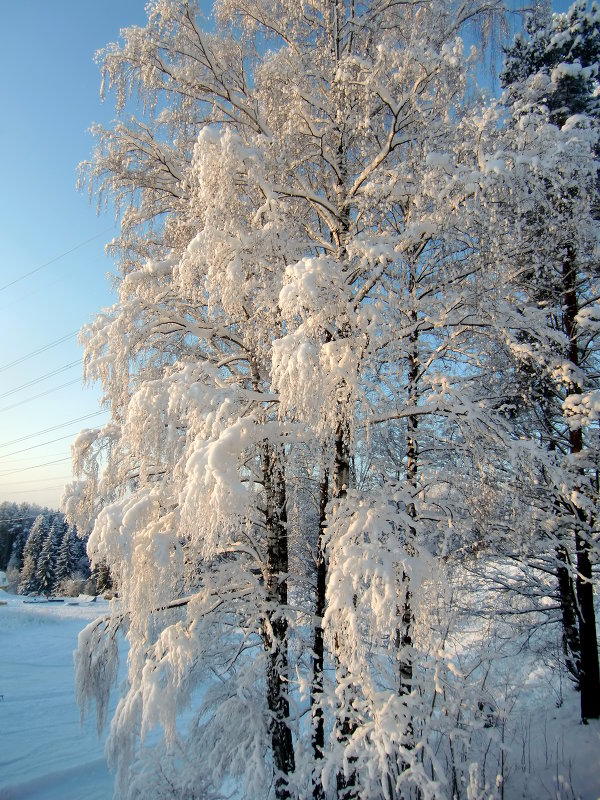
[[64, 0, 523, 798]]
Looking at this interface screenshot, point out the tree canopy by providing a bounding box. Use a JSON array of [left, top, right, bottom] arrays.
[[66, 1, 600, 798]]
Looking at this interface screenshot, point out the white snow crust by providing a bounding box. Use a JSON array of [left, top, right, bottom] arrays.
[[0, 593, 122, 800]]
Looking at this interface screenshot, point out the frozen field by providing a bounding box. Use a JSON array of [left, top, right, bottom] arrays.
[[0, 589, 599, 799], [0, 593, 118, 800]]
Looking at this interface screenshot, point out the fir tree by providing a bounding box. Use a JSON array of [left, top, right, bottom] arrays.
[[7, 527, 28, 572], [18, 514, 50, 595], [501, 0, 600, 126], [35, 527, 57, 596], [0, 501, 42, 571], [91, 560, 112, 596], [497, 0, 600, 721], [55, 525, 77, 586]]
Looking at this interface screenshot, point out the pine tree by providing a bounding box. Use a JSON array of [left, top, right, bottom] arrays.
[[55, 524, 76, 586], [91, 560, 112, 595], [0, 502, 19, 569], [72, 528, 91, 577], [35, 527, 57, 597], [0, 501, 42, 571], [18, 514, 50, 595], [7, 527, 28, 572], [501, 0, 600, 126], [496, 0, 600, 721]]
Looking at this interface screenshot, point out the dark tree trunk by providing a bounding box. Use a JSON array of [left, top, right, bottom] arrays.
[[332, 424, 360, 800], [397, 572, 413, 698], [311, 467, 329, 800], [556, 544, 581, 685], [563, 251, 600, 721], [544, 399, 582, 687], [262, 441, 295, 798], [574, 525, 600, 720]]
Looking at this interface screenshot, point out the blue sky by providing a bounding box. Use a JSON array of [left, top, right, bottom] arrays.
[[0, 1, 148, 508], [0, 0, 575, 510]]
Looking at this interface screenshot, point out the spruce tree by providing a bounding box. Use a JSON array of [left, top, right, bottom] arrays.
[[502, 0, 600, 126], [8, 528, 28, 572], [18, 514, 50, 595], [35, 527, 57, 597], [55, 525, 75, 586], [0, 502, 41, 571], [499, 0, 600, 721], [91, 560, 112, 596]]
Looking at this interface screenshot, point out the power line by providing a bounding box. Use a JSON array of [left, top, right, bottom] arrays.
[[1, 452, 71, 465], [0, 457, 71, 478], [0, 485, 68, 496], [0, 228, 114, 294], [0, 331, 78, 373], [0, 360, 81, 401], [0, 433, 80, 460], [0, 411, 107, 449], [0, 475, 73, 486], [0, 379, 81, 414]]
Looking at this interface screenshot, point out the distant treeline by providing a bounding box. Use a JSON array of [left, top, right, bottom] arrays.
[[0, 501, 111, 596]]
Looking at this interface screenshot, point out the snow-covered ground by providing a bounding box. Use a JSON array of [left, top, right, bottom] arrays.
[[0, 592, 120, 800], [1, 589, 599, 799], [505, 686, 600, 799]]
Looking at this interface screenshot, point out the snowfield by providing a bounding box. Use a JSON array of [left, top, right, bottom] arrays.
[[1, 589, 599, 799], [505, 688, 600, 799], [0, 593, 120, 800]]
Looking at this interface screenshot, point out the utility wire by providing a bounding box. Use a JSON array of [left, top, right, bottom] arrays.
[[2, 452, 70, 465], [0, 484, 68, 495], [0, 379, 81, 415], [0, 361, 81, 401], [0, 331, 78, 373], [0, 433, 79, 460], [0, 456, 71, 480], [0, 228, 114, 294], [0, 474, 72, 486], [0, 411, 107, 449], [0, 457, 71, 478]]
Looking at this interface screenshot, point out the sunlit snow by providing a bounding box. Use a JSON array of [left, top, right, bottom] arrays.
[[0, 593, 122, 800]]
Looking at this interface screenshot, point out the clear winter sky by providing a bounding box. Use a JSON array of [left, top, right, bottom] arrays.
[[0, 0, 573, 511], [0, 1, 150, 509]]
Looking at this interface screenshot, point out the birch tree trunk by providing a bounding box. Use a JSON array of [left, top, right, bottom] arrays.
[[261, 441, 295, 797], [311, 465, 329, 800], [332, 423, 359, 800]]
